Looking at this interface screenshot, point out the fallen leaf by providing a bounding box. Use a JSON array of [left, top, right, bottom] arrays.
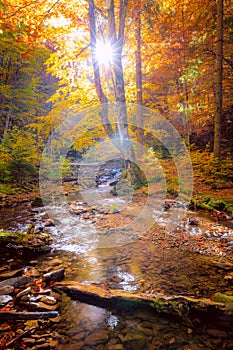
[[169, 337, 175, 344], [24, 320, 38, 329]]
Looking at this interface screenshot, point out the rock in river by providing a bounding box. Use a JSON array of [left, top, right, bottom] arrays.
[[0, 285, 14, 295], [0, 294, 13, 305]]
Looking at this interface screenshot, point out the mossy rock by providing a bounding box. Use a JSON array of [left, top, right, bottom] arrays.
[[0, 231, 27, 244], [191, 194, 233, 213], [213, 292, 233, 304], [0, 230, 52, 253]]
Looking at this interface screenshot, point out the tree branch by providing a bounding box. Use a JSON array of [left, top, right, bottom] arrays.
[[2, 0, 39, 19], [94, 5, 108, 19], [204, 48, 233, 71], [77, 43, 91, 57]]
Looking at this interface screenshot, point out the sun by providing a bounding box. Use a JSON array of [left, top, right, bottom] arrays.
[[95, 40, 113, 65]]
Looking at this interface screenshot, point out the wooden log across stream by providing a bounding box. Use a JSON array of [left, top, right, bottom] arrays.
[[55, 281, 233, 321]]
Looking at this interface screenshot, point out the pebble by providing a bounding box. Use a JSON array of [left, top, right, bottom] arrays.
[[15, 328, 24, 335], [29, 260, 39, 265], [34, 289, 52, 295], [44, 219, 55, 227], [40, 295, 57, 305], [49, 339, 59, 348], [0, 285, 14, 295], [50, 258, 63, 267], [109, 345, 124, 350], [188, 217, 199, 226], [23, 338, 36, 344], [16, 287, 31, 299], [36, 301, 59, 311], [0, 294, 13, 305], [0, 323, 11, 331], [34, 343, 50, 349]]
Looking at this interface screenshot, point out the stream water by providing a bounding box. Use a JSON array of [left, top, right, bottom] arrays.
[[0, 173, 233, 349]]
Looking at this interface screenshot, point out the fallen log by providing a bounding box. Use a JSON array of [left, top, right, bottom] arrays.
[[0, 311, 59, 321], [55, 281, 233, 320]]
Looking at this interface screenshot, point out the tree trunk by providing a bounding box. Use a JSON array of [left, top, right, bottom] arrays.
[[181, 5, 191, 144], [135, 2, 144, 159], [213, 0, 223, 160], [88, 0, 115, 141], [108, 0, 135, 161], [88, 0, 145, 186]]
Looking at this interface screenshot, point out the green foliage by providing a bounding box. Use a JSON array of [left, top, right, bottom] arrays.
[[0, 127, 40, 184], [191, 150, 233, 182], [61, 156, 72, 178], [191, 194, 233, 213], [0, 183, 16, 194], [166, 179, 178, 197], [140, 147, 164, 184], [40, 156, 72, 181], [8, 159, 36, 183], [0, 160, 11, 182], [0, 33, 51, 138], [213, 293, 233, 304]]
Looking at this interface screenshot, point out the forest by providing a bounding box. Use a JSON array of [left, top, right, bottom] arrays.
[[0, 0, 233, 349]]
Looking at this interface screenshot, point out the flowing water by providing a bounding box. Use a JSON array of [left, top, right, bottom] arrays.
[[0, 175, 233, 349]]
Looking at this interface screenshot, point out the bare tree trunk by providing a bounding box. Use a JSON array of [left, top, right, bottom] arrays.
[[135, 2, 144, 158], [214, 0, 223, 160]]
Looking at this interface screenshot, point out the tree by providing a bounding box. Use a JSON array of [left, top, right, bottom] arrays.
[[88, 0, 145, 185], [0, 0, 56, 185], [135, 0, 144, 158], [88, 0, 133, 157], [213, 0, 223, 160]]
